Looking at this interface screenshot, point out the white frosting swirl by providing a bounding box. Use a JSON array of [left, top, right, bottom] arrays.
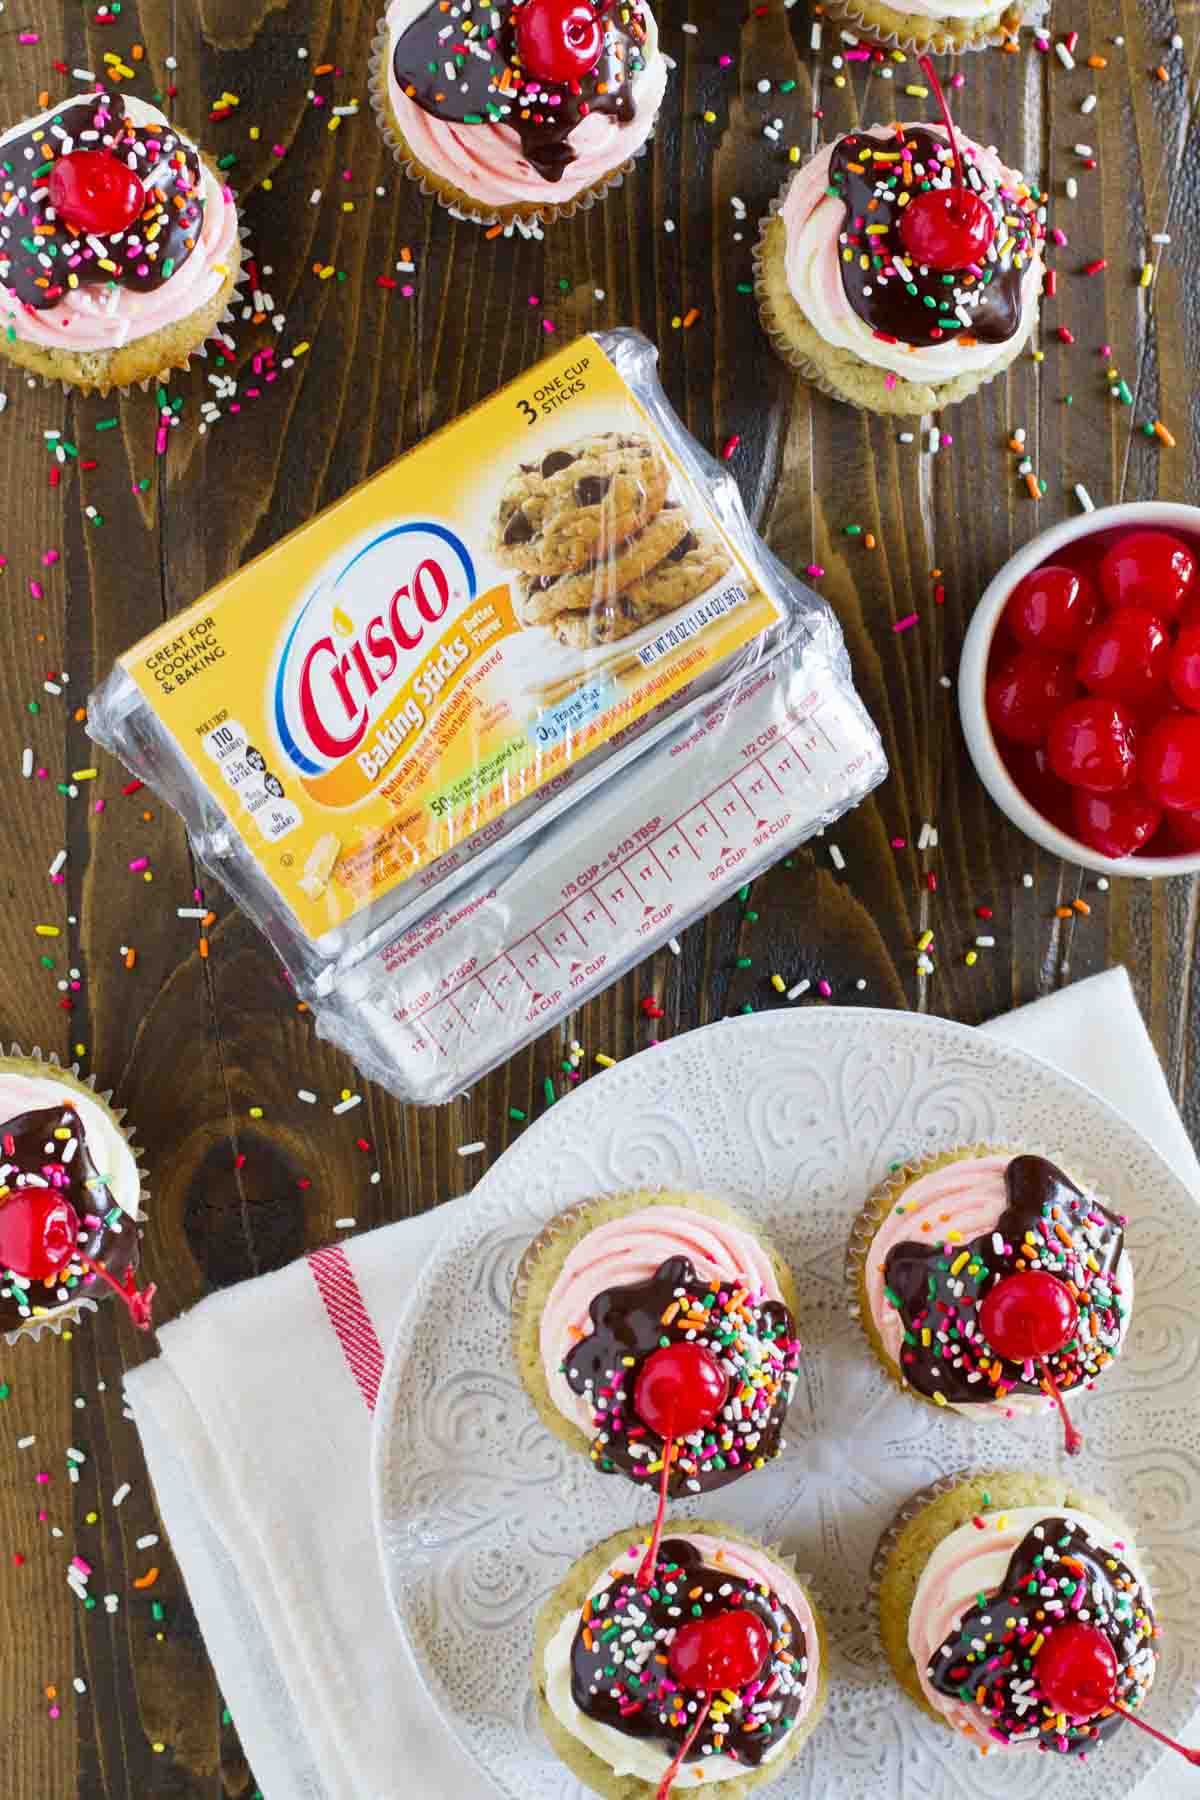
[[383, 0, 667, 208], [544, 1532, 819, 1784], [908, 1506, 1153, 1747], [779, 123, 1043, 385], [863, 1154, 1133, 1420], [539, 1204, 787, 1436], [0, 94, 238, 352]]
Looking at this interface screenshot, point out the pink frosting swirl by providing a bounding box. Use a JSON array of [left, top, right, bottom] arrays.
[[0, 96, 238, 354], [383, 0, 667, 209], [540, 1203, 787, 1434]]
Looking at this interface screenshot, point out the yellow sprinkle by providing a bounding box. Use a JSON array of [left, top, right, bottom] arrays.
[[1140, 262, 1154, 288], [933, 1391, 947, 1406], [35, 925, 60, 937], [703, 110, 717, 123], [788, 146, 800, 163], [1031, 350, 1045, 363], [770, 974, 785, 993], [950, 1251, 971, 1276], [944, 1229, 963, 1243], [71, 768, 98, 781], [964, 950, 978, 967], [249, 1106, 264, 1120], [328, 115, 342, 131], [917, 929, 934, 951], [250, 126, 261, 141], [921, 1327, 931, 1347], [905, 84, 929, 97], [595, 1052, 616, 1068], [292, 342, 311, 356]]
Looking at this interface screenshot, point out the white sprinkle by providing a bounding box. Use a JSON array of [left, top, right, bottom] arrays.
[[332, 1094, 362, 1115], [663, 218, 676, 233], [829, 844, 845, 871], [73, 1678, 87, 1695], [1080, 94, 1097, 113], [1074, 143, 1094, 158], [457, 1141, 486, 1157], [756, 78, 771, 93], [916, 955, 934, 976], [917, 821, 934, 851], [810, 21, 822, 46], [1066, 176, 1078, 199], [370, 1170, 381, 1184], [49, 850, 67, 878], [855, 978, 867, 991], [334, 1217, 356, 1231], [72, 68, 96, 81], [928, 426, 941, 454], [1172, 32, 1183, 48], [1055, 42, 1076, 68], [65, 1446, 85, 1464], [898, 431, 914, 444], [103, 1594, 119, 1613], [787, 978, 811, 1000], [16, 1435, 35, 1449], [296, 1089, 317, 1104], [1096, 876, 1110, 891], [44, 681, 62, 696], [21, 747, 32, 778], [136, 1534, 159, 1550], [975, 935, 996, 948], [1074, 483, 1095, 513], [111, 1482, 131, 1507], [1151, 232, 1171, 245], [176, 907, 207, 918], [1013, 426, 1026, 443], [840, 29, 860, 42], [69, 1465, 79, 1483], [668, 936, 681, 955], [1022, 873, 1034, 888], [939, 675, 952, 689], [681, 20, 699, 31]]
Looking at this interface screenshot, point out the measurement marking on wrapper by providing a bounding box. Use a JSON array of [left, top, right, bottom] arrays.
[[395, 707, 832, 1057]]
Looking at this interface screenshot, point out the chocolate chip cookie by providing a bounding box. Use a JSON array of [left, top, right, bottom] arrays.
[[493, 432, 669, 575], [549, 531, 733, 650], [514, 504, 691, 625]]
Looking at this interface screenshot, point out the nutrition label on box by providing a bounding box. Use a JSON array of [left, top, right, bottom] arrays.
[[202, 717, 301, 844]]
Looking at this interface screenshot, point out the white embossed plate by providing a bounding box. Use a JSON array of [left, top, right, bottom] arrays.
[[372, 1009, 1200, 1800]]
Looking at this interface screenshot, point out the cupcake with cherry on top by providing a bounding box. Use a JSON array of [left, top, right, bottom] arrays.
[[877, 1470, 1200, 1764], [755, 60, 1044, 415], [848, 1150, 1132, 1455], [535, 1518, 827, 1798]]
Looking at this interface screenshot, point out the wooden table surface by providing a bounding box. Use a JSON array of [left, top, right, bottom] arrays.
[[0, 1, 1196, 1794]]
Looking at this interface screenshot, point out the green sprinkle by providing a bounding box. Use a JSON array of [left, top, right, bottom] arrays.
[[508, 1106, 526, 1122], [151, 1601, 164, 1620], [543, 1078, 555, 1107], [84, 1597, 97, 1610], [741, 1002, 754, 1014], [883, 1285, 903, 1310], [735, 956, 752, 969], [736, 282, 753, 294], [221, 1709, 232, 1726], [462, 113, 484, 124], [27, 701, 39, 715], [94, 418, 119, 432], [844, 524, 863, 536], [161, 258, 176, 279], [217, 155, 237, 170], [39, 956, 54, 970], [0, 1383, 9, 1400], [744, 910, 758, 922]]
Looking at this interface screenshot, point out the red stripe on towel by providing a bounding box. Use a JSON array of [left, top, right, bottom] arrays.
[[307, 1246, 385, 1413]]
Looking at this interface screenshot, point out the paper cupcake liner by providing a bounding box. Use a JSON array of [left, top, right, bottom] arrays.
[[753, 182, 1041, 417], [368, 19, 655, 233], [819, 0, 1047, 56], [0, 1045, 150, 1346]]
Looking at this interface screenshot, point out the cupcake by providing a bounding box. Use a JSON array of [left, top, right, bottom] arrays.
[[0, 1052, 153, 1340], [513, 1190, 801, 1498], [849, 1151, 1131, 1449], [0, 89, 241, 394], [878, 1471, 1159, 1756], [755, 120, 1044, 416], [535, 1518, 827, 1797], [371, 0, 669, 229], [820, 0, 1042, 55]]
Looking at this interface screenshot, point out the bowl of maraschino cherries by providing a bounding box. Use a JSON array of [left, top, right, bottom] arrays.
[[960, 502, 1200, 876]]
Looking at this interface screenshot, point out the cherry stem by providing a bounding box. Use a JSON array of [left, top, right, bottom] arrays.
[[637, 1434, 674, 1590], [1037, 1356, 1083, 1456], [656, 1693, 713, 1800], [76, 1252, 156, 1332], [917, 54, 966, 205], [1109, 1699, 1200, 1765]]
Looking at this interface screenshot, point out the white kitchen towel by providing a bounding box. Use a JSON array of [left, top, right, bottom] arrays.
[[125, 965, 1200, 1800]]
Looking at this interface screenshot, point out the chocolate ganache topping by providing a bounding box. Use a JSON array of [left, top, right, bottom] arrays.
[[0, 92, 205, 313], [570, 1537, 811, 1767], [927, 1514, 1157, 1752], [882, 1155, 1127, 1406], [0, 1104, 138, 1330], [826, 126, 1041, 348], [391, 1, 653, 183], [562, 1255, 800, 1494]]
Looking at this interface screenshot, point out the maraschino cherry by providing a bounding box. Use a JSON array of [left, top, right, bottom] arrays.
[[1036, 1623, 1200, 1764], [655, 1610, 771, 1800], [49, 151, 145, 236], [633, 1342, 728, 1590], [978, 1270, 1083, 1454], [898, 57, 995, 273], [516, 0, 613, 84], [0, 1189, 80, 1283]]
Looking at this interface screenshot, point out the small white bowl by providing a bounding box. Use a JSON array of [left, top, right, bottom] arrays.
[[959, 500, 1200, 879]]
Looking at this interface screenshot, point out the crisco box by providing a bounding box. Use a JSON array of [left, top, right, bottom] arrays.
[[89, 330, 887, 1098]]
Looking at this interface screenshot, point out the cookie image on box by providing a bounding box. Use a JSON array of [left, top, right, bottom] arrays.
[[496, 433, 734, 653]]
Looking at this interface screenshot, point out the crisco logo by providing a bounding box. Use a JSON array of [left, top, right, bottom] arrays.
[[272, 523, 476, 776]]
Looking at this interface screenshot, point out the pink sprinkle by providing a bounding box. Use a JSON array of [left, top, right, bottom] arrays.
[[542, 320, 556, 334], [272, 145, 285, 158], [884, 373, 897, 390], [48, 1706, 60, 1720], [528, 294, 540, 306], [817, 979, 832, 998], [950, 71, 965, 86], [1051, 227, 1068, 247], [41, 550, 59, 567], [35, 1472, 49, 1485], [18, 30, 39, 44], [128, 857, 149, 872], [1098, 342, 1111, 357], [93, 800, 105, 815], [891, 837, 907, 848], [719, 53, 732, 66], [893, 613, 919, 633], [804, 563, 824, 579], [29, 581, 43, 601], [71, 1556, 91, 1576]]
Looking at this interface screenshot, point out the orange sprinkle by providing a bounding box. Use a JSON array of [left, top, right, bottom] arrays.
[[133, 1566, 159, 1589], [486, 223, 504, 240], [1155, 64, 1169, 81], [1024, 472, 1042, 500], [132, 43, 144, 60], [567, 1324, 584, 1341], [864, 533, 876, 549], [124, 948, 137, 970], [1007, 436, 1024, 452], [583, 1627, 594, 1652], [45, 1686, 57, 1700], [1154, 420, 1177, 447], [37, 90, 49, 109], [1072, 898, 1091, 915], [682, 308, 700, 329], [199, 937, 210, 959], [313, 63, 335, 75], [73, 707, 87, 723], [1055, 905, 1073, 919], [1087, 53, 1107, 67], [203, 911, 216, 927]]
